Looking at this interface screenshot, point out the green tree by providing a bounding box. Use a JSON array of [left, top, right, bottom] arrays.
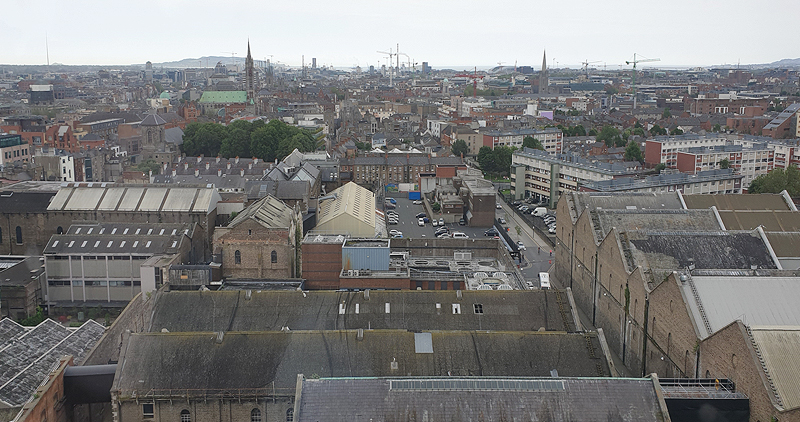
[[747, 165, 800, 196], [451, 139, 468, 156], [649, 125, 667, 136], [588, 128, 598, 137], [597, 125, 622, 147], [180, 122, 226, 157], [220, 119, 254, 158], [662, 109, 671, 118], [522, 136, 544, 150], [632, 127, 646, 137], [655, 163, 666, 172], [719, 158, 730, 169], [492, 146, 514, 177], [572, 124, 586, 137], [712, 123, 722, 133], [432, 202, 441, 212], [624, 141, 643, 162], [136, 159, 161, 175], [19, 307, 45, 326], [477, 146, 495, 172], [670, 127, 684, 135]]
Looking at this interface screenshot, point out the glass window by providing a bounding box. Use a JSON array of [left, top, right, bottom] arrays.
[[142, 404, 154, 418], [271, 250, 278, 263], [286, 409, 293, 422], [15, 226, 22, 244], [235, 250, 241, 264], [251, 409, 262, 422], [180, 410, 190, 422]]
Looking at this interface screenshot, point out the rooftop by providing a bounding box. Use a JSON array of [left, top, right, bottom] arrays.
[[683, 193, 794, 211], [228, 194, 294, 229], [47, 185, 221, 214], [581, 169, 742, 192], [514, 148, 641, 176]]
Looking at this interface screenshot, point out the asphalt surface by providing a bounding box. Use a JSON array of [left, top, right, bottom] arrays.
[[384, 196, 497, 239]]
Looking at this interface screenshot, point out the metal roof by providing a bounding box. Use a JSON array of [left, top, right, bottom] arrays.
[[749, 326, 800, 411], [683, 193, 792, 211], [47, 186, 220, 214], [684, 276, 800, 339]]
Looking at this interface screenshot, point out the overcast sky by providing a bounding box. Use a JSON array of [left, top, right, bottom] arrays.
[[2, 0, 798, 69]]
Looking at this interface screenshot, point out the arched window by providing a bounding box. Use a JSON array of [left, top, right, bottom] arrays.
[[271, 250, 278, 263], [286, 408, 294, 422], [57, 226, 64, 234], [234, 250, 241, 264], [180, 410, 191, 422], [251, 409, 262, 422], [15, 226, 22, 244]]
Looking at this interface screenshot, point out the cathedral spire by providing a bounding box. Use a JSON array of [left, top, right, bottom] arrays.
[[539, 50, 548, 95]]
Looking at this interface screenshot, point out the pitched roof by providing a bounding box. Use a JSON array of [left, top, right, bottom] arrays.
[[140, 113, 167, 127], [316, 182, 375, 234], [228, 194, 294, 229], [296, 377, 666, 422], [749, 326, 800, 410], [113, 330, 610, 394], [198, 91, 247, 104], [683, 193, 793, 211]]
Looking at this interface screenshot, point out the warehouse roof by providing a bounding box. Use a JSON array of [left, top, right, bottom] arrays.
[[570, 192, 684, 217], [683, 193, 794, 211], [717, 210, 800, 231], [147, 290, 573, 333], [47, 186, 220, 214], [228, 194, 294, 229], [113, 330, 609, 395], [749, 326, 800, 411], [198, 91, 247, 104], [593, 209, 720, 240], [316, 182, 375, 233], [295, 376, 666, 422]]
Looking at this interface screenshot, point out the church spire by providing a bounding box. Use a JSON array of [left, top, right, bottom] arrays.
[[539, 50, 548, 95]]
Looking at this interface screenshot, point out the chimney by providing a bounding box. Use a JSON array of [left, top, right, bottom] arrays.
[[205, 162, 209, 170], [172, 168, 176, 177], [163, 163, 168, 171], [227, 162, 231, 170], [235, 156, 240, 164], [217, 169, 222, 177], [194, 169, 199, 177], [184, 162, 188, 170], [197, 155, 203, 163], [248, 163, 253, 170], [240, 169, 244, 177], [216, 155, 221, 163], [253, 157, 258, 165]]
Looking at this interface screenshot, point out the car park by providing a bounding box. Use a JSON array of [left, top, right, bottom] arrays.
[[438, 218, 444, 226], [517, 241, 526, 251], [452, 232, 469, 239]]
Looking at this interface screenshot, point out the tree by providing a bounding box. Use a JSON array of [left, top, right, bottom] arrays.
[[596, 125, 622, 147], [719, 158, 730, 169], [670, 127, 684, 135], [649, 125, 667, 136], [747, 165, 800, 196], [624, 141, 643, 162], [477, 146, 495, 172], [655, 163, 666, 172], [492, 146, 514, 177], [136, 159, 161, 175], [451, 139, 468, 156], [588, 128, 598, 136], [432, 202, 441, 212], [712, 123, 722, 133], [522, 136, 544, 150], [662, 109, 671, 118], [180, 122, 226, 157]]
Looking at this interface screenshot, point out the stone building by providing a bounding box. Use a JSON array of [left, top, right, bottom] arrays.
[[213, 195, 301, 279]]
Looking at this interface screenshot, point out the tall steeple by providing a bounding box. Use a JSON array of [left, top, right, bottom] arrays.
[[539, 50, 548, 95], [245, 39, 258, 114]]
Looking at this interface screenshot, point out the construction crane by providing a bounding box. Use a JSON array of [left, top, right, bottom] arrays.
[[455, 67, 485, 98], [221, 52, 238, 65], [581, 60, 601, 78], [625, 53, 660, 109], [376, 47, 397, 86]]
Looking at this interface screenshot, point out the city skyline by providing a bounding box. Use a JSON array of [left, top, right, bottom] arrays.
[[1, 0, 798, 68]]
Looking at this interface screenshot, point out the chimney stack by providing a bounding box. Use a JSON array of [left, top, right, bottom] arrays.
[[194, 169, 199, 177], [216, 155, 221, 163], [227, 162, 231, 170], [240, 169, 244, 177], [184, 162, 188, 170], [235, 156, 240, 164], [217, 169, 222, 177], [172, 168, 176, 177], [205, 162, 210, 170], [197, 155, 203, 163], [253, 157, 258, 165]]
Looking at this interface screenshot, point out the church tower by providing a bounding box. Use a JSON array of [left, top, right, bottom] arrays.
[[539, 50, 548, 95], [245, 40, 259, 114]]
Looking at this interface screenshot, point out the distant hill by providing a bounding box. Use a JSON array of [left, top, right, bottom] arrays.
[[141, 56, 246, 69], [766, 58, 800, 67]]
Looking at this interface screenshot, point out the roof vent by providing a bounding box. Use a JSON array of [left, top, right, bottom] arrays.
[[364, 289, 370, 300], [215, 331, 224, 344], [245, 290, 252, 300], [456, 290, 462, 300], [357, 328, 364, 341]]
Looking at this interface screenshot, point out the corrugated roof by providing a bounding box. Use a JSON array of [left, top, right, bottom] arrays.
[[719, 211, 800, 231], [316, 182, 375, 235], [47, 186, 219, 214], [198, 91, 247, 104], [765, 232, 800, 257], [228, 194, 294, 229], [684, 276, 800, 339], [749, 326, 800, 410], [683, 194, 792, 211]]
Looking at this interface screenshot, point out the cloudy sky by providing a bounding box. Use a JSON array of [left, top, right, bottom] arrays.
[[2, 0, 797, 69]]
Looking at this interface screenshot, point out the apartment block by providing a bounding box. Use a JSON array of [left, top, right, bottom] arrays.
[[675, 144, 773, 190], [482, 128, 563, 155]]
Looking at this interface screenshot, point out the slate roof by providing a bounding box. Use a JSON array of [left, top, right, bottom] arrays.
[[227, 194, 294, 229], [295, 377, 667, 422], [147, 290, 572, 333], [0, 319, 104, 407], [113, 330, 610, 395], [0, 256, 46, 287], [627, 231, 778, 272], [594, 209, 721, 240], [684, 276, 800, 339], [140, 113, 167, 127], [0, 319, 26, 346], [571, 192, 684, 215], [0, 191, 57, 214], [683, 193, 793, 211], [246, 180, 310, 201]]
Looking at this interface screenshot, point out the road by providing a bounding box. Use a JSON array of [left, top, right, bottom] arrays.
[[495, 196, 554, 283]]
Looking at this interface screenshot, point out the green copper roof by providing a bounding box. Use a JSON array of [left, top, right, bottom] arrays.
[[199, 91, 247, 104]]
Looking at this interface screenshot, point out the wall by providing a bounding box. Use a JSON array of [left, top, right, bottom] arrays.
[[301, 242, 342, 289], [646, 273, 701, 378], [117, 398, 295, 422]]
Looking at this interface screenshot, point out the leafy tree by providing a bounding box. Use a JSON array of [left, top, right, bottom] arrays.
[[719, 158, 730, 169], [522, 136, 544, 150], [597, 125, 622, 147], [492, 146, 514, 176], [572, 124, 586, 137], [670, 128, 684, 135], [588, 128, 598, 136], [624, 141, 643, 162], [747, 165, 800, 196], [634, 121, 643, 129], [649, 125, 668, 136], [354, 141, 370, 150], [662, 109, 672, 118], [19, 307, 45, 326], [451, 139, 468, 156], [432, 202, 441, 212], [655, 163, 666, 172], [220, 120, 253, 158], [477, 146, 496, 172], [136, 159, 161, 175], [605, 85, 618, 95], [712, 123, 722, 132]]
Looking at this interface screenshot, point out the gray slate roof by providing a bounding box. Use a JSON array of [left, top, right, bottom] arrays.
[[147, 290, 572, 333], [227, 194, 294, 229], [296, 377, 666, 422], [113, 330, 609, 395]]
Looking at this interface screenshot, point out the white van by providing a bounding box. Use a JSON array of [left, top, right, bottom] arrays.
[[452, 232, 469, 239], [539, 272, 550, 289], [533, 207, 548, 217]]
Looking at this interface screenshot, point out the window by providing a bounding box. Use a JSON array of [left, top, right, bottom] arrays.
[[271, 250, 277, 263], [286, 409, 294, 422], [474, 303, 484, 314], [142, 403, 154, 418], [235, 250, 241, 264], [251, 409, 262, 422], [180, 409, 191, 422], [57, 226, 63, 234], [0, 227, 2, 243], [15, 226, 22, 244]]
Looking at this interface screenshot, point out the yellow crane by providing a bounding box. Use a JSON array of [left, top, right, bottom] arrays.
[[625, 53, 660, 109]]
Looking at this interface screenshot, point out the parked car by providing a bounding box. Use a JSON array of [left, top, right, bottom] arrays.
[[389, 230, 402, 237], [387, 219, 398, 225], [436, 233, 452, 238], [498, 217, 506, 224], [532, 207, 547, 217], [388, 198, 397, 204], [432, 220, 438, 227], [435, 228, 449, 236], [517, 241, 526, 251], [438, 218, 444, 226], [418, 218, 425, 226], [412, 200, 423, 205], [392, 233, 403, 239], [496, 203, 502, 209], [452, 232, 469, 239], [385, 202, 396, 209], [511, 201, 521, 206], [484, 228, 499, 236], [423, 217, 430, 223], [548, 226, 556, 234], [458, 218, 466, 225], [415, 212, 427, 219]]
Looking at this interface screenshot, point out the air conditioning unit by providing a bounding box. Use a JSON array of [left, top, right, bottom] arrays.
[[346, 270, 354, 277], [353, 270, 360, 277]]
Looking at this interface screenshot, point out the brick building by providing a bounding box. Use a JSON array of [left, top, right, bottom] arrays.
[[0, 133, 31, 168], [762, 103, 800, 139], [674, 143, 773, 190], [482, 127, 563, 155]]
